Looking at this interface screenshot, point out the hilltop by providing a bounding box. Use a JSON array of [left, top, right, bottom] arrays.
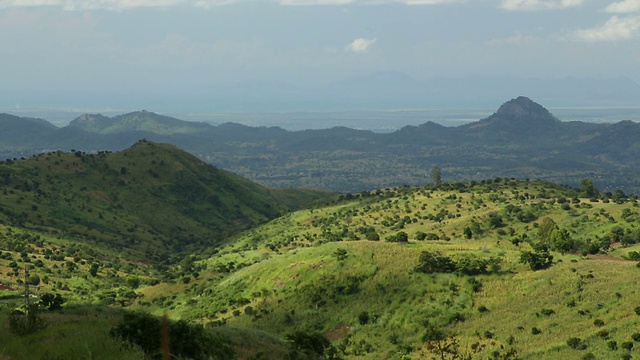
[[0, 141, 330, 263], [2, 97, 640, 193], [68, 111, 214, 135]]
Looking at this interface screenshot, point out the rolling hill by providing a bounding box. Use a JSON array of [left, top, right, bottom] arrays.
[[2, 169, 640, 358], [2, 96, 640, 193], [0, 140, 330, 263]]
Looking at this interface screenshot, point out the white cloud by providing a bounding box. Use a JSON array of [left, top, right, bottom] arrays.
[[606, 0, 640, 13], [500, 0, 584, 11], [572, 15, 640, 41], [345, 37, 376, 52]]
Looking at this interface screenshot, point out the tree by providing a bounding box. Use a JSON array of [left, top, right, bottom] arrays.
[[285, 331, 334, 359], [520, 250, 553, 270], [414, 251, 456, 274], [40, 293, 65, 310], [549, 228, 575, 254], [580, 178, 599, 198], [333, 248, 348, 261], [386, 231, 408, 243], [432, 166, 442, 186], [538, 217, 557, 242]]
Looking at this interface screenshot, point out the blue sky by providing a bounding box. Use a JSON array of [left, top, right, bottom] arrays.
[[1, 0, 640, 112]]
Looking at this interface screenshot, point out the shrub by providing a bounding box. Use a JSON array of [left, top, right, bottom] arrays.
[[594, 319, 605, 327], [567, 337, 587, 350], [622, 341, 634, 351], [531, 327, 542, 335], [414, 251, 456, 274], [520, 250, 554, 270], [286, 331, 334, 359], [358, 311, 370, 325], [8, 304, 47, 335], [110, 311, 233, 359], [608, 340, 618, 350]]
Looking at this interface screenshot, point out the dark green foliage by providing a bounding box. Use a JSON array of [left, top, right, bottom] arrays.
[[110, 311, 234, 360], [455, 255, 502, 275], [385, 231, 408, 243], [593, 319, 604, 327], [520, 250, 554, 270], [358, 311, 370, 325], [40, 293, 65, 310], [622, 341, 634, 351], [285, 331, 335, 359], [467, 277, 483, 293], [632, 333, 640, 342], [608, 340, 618, 350], [531, 327, 542, 335], [8, 304, 47, 335], [414, 251, 456, 274], [333, 248, 348, 261], [567, 337, 587, 350]]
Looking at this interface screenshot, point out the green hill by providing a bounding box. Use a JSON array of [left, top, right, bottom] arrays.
[[3, 173, 640, 359], [0, 140, 328, 263], [131, 179, 640, 359]]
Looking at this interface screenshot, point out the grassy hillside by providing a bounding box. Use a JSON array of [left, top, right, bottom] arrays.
[[131, 179, 640, 359], [3, 176, 640, 359], [0, 140, 328, 263]]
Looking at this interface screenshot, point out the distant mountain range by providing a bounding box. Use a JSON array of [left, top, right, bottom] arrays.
[[2, 96, 640, 193]]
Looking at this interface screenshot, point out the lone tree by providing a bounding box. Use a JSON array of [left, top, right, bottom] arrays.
[[431, 166, 442, 186]]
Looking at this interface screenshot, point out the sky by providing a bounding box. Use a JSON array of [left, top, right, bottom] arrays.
[[1, 0, 640, 113]]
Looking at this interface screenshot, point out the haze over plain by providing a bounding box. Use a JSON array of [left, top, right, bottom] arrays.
[[1, 0, 640, 118]]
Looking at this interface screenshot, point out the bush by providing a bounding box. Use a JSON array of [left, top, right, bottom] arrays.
[[286, 331, 334, 359], [8, 304, 47, 335], [40, 293, 65, 310], [593, 319, 605, 327], [414, 251, 456, 274], [520, 250, 554, 270], [567, 337, 587, 350], [110, 311, 233, 360], [358, 311, 370, 325], [385, 231, 408, 243]]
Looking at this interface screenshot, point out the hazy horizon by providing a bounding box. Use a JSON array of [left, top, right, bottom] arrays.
[[2, 1, 640, 114]]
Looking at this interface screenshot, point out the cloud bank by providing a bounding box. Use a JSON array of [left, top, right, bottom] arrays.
[[500, 0, 584, 11], [573, 15, 640, 41], [606, 0, 640, 14]]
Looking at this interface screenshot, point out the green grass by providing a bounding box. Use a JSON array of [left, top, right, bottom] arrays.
[[4, 163, 640, 358]]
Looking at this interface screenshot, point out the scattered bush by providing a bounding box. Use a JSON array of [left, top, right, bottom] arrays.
[[110, 311, 233, 360], [567, 337, 587, 350]]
